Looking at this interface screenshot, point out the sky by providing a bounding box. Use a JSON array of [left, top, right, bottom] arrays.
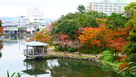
[[0, 0, 135, 19]]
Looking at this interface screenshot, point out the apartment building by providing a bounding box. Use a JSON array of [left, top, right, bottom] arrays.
[[90, 0, 128, 15]]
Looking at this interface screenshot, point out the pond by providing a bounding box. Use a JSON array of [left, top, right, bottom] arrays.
[[0, 39, 119, 77]]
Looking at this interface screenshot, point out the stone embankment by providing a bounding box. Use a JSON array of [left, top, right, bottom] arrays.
[[47, 47, 102, 63]]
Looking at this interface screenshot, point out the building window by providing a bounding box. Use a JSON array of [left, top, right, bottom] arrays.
[[34, 19, 37, 20]]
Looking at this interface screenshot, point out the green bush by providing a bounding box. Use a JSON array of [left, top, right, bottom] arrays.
[[126, 54, 136, 62], [102, 50, 113, 55], [55, 45, 78, 52], [102, 50, 115, 62], [55, 45, 64, 51], [68, 47, 78, 52], [102, 54, 115, 62], [80, 48, 101, 54]]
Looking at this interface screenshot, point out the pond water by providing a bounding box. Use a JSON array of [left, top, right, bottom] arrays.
[[0, 39, 119, 77]]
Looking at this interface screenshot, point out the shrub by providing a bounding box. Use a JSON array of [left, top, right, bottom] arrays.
[[55, 45, 66, 51], [101, 50, 115, 62], [126, 54, 136, 62], [55, 45, 78, 52], [102, 54, 115, 62], [80, 47, 101, 54], [102, 50, 113, 55], [68, 47, 78, 52]]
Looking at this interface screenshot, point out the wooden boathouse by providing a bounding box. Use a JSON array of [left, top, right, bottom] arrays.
[[23, 41, 50, 59]]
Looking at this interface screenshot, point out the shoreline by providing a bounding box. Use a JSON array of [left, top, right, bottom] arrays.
[[45, 48, 102, 63], [45, 54, 101, 63]]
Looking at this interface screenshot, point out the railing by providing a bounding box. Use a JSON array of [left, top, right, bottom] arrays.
[[24, 49, 34, 55], [23, 49, 47, 56]]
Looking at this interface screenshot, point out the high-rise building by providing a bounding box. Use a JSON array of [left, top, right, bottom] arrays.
[[27, 7, 44, 23], [90, 1, 128, 15]]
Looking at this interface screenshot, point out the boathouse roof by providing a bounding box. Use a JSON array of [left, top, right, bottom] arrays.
[[24, 41, 49, 47]]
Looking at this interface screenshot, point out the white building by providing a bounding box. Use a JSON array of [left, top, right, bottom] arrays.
[[26, 24, 36, 34], [27, 7, 44, 23], [16, 16, 29, 26], [90, 0, 128, 15], [2, 22, 18, 35]]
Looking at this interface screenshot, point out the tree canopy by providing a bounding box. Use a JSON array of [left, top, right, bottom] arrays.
[[52, 10, 107, 40], [106, 13, 130, 29], [77, 4, 86, 13], [125, 2, 136, 16]]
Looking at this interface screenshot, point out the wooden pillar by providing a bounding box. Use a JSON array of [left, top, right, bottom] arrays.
[[43, 46, 44, 55], [33, 47, 34, 56], [26, 45, 28, 55]]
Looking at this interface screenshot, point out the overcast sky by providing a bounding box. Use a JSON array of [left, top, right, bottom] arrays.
[[0, 0, 135, 19]]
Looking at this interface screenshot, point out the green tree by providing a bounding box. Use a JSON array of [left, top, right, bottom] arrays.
[[77, 4, 86, 13], [122, 11, 136, 54], [126, 11, 136, 27], [83, 11, 107, 27], [18, 27, 24, 32], [53, 19, 81, 39], [106, 13, 130, 29], [125, 2, 136, 16]]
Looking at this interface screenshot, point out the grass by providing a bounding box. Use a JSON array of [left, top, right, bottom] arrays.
[[7, 71, 22, 77]]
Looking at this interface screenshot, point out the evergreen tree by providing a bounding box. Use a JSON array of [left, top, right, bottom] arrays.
[[122, 11, 136, 53], [77, 4, 86, 13]]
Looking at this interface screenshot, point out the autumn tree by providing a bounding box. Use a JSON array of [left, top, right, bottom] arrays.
[[78, 21, 131, 54], [0, 20, 3, 36], [105, 26, 132, 54], [30, 29, 52, 43]]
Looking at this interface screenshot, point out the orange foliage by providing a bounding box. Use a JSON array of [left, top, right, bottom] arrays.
[[120, 55, 128, 62], [118, 63, 130, 72], [78, 25, 132, 52], [78, 27, 101, 47], [91, 72, 99, 76], [30, 31, 52, 43], [96, 18, 106, 25], [105, 26, 132, 52], [0, 27, 4, 36]]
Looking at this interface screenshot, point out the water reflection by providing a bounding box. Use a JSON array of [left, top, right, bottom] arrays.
[[23, 59, 118, 77], [0, 52, 2, 58], [23, 60, 52, 77], [1, 36, 18, 43], [47, 59, 60, 69]]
